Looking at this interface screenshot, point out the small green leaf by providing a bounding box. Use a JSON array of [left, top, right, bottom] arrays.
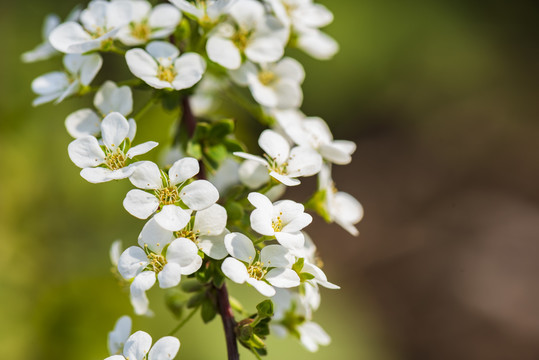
[[223, 138, 246, 153], [193, 122, 210, 141], [256, 300, 274, 318], [165, 289, 187, 319], [186, 140, 202, 159], [300, 272, 315, 282], [201, 298, 217, 323], [292, 258, 305, 273], [180, 279, 204, 293], [187, 291, 206, 309], [209, 119, 235, 139]]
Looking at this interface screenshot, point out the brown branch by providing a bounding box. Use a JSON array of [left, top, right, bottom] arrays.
[[180, 95, 239, 359]]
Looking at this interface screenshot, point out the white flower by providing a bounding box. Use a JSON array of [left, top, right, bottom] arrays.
[[169, 0, 236, 23], [266, 0, 338, 60], [49, 0, 133, 53], [234, 129, 322, 186], [297, 321, 331, 352], [118, 220, 202, 314], [125, 41, 206, 90], [104, 331, 180, 360], [275, 110, 356, 165], [238, 159, 270, 189], [123, 158, 219, 231], [229, 58, 305, 109], [68, 112, 158, 183], [138, 205, 230, 260], [108, 315, 132, 355], [21, 7, 81, 63], [206, 0, 289, 69], [319, 164, 363, 236], [221, 232, 300, 296], [31, 53, 102, 106], [65, 81, 134, 138], [117, 2, 181, 46], [110, 240, 123, 268], [248, 192, 311, 250]]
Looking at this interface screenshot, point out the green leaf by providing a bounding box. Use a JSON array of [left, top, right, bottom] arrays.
[[256, 300, 274, 318], [292, 257, 304, 273], [204, 143, 228, 167], [165, 289, 187, 319], [187, 291, 206, 309], [201, 298, 217, 323], [212, 271, 225, 288], [180, 279, 204, 293], [209, 119, 235, 139], [193, 122, 210, 141], [186, 140, 202, 159], [300, 272, 315, 282], [223, 138, 246, 153]]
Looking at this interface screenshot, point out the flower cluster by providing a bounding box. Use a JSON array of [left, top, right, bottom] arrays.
[[24, 0, 362, 358]]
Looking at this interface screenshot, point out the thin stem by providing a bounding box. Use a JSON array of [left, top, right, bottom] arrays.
[[249, 344, 262, 360], [178, 95, 239, 359], [215, 282, 240, 360], [168, 305, 200, 336]]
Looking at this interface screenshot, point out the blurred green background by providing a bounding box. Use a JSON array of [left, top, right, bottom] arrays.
[[1, 0, 539, 359]]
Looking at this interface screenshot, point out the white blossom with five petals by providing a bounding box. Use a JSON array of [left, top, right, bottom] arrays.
[[104, 330, 180, 360]]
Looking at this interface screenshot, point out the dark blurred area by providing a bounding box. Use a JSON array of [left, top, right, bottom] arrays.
[[1, 0, 538, 359]]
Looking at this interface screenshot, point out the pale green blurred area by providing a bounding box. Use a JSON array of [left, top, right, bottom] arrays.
[[1, 0, 537, 359]]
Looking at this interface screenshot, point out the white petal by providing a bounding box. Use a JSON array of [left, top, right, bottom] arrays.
[[269, 171, 300, 186], [172, 53, 206, 90], [258, 130, 290, 166], [101, 112, 130, 150], [287, 146, 322, 177], [198, 232, 228, 260], [274, 231, 304, 250], [246, 278, 275, 297], [320, 144, 352, 165], [126, 48, 158, 79], [130, 272, 156, 315], [123, 189, 160, 219], [194, 204, 227, 235], [166, 238, 201, 274], [299, 322, 331, 352], [68, 136, 105, 168], [245, 36, 285, 64], [224, 232, 255, 263], [273, 57, 305, 84], [250, 208, 274, 236], [229, 61, 257, 86], [169, 0, 204, 19], [127, 141, 159, 159], [297, 30, 339, 60], [260, 245, 292, 268], [154, 205, 192, 231], [266, 268, 300, 288], [148, 336, 180, 360], [229, 0, 264, 30], [48, 21, 92, 53], [95, 81, 133, 116], [31, 71, 69, 95], [146, 41, 179, 61], [123, 331, 152, 360], [233, 152, 268, 166], [128, 119, 137, 142], [79, 53, 103, 85], [249, 78, 278, 108], [238, 159, 270, 188], [118, 246, 148, 279], [108, 315, 132, 356], [149, 4, 181, 30], [129, 161, 162, 189], [158, 262, 182, 288], [65, 108, 100, 138], [206, 36, 241, 70], [168, 157, 199, 185], [180, 180, 219, 211], [272, 79, 302, 109], [80, 166, 134, 183], [138, 217, 174, 254], [222, 257, 249, 284]]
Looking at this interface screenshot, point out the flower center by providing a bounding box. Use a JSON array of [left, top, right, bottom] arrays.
[[175, 229, 199, 244], [258, 70, 276, 86], [157, 185, 180, 205], [232, 29, 250, 51], [147, 252, 167, 273], [157, 65, 177, 83], [247, 261, 267, 280], [131, 22, 151, 41], [105, 149, 127, 170], [264, 154, 288, 175], [272, 214, 284, 232], [90, 26, 107, 39]]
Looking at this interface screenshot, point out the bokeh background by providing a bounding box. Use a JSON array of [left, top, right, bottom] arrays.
[[1, 0, 539, 359]]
